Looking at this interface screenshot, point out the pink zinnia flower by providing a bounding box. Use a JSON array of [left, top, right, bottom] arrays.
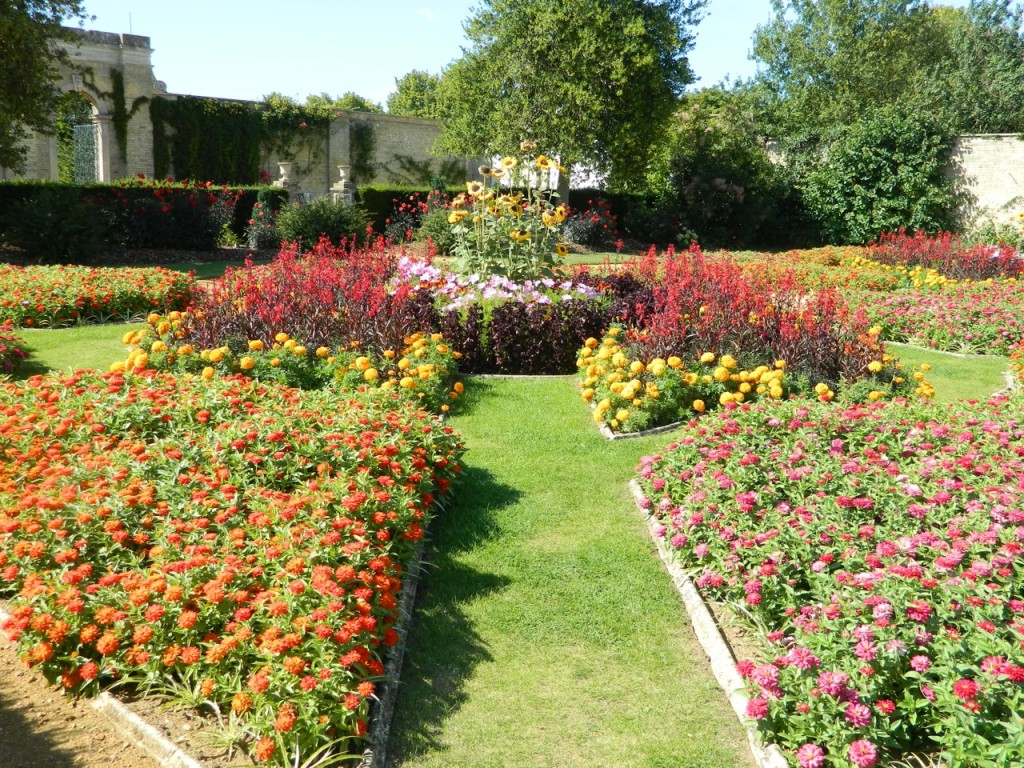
[[746, 698, 769, 720], [796, 743, 826, 768], [845, 702, 872, 728], [848, 739, 878, 767], [817, 671, 850, 697], [910, 655, 931, 672]]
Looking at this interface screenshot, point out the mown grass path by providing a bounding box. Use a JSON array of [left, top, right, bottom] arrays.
[[387, 377, 755, 768]]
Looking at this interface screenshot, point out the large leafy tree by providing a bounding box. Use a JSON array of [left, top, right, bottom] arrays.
[[750, 0, 1024, 140], [435, 0, 706, 188], [387, 70, 441, 118], [0, 1, 88, 173]]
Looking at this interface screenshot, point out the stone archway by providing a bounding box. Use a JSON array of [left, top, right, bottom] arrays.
[[55, 90, 98, 183]]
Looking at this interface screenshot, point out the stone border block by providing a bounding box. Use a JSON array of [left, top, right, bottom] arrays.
[[627, 481, 789, 768]]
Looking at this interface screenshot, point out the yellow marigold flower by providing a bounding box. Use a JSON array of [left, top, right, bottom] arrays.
[[292, 345, 306, 356], [179, 344, 194, 355], [383, 350, 396, 359], [867, 361, 883, 373], [270, 358, 281, 368], [202, 366, 215, 380], [109, 361, 126, 373], [693, 399, 706, 412], [700, 352, 716, 364], [363, 368, 379, 382], [275, 332, 290, 343], [720, 392, 734, 405], [667, 356, 682, 369], [355, 356, 372, 371], [920, 363, 932, 372], [240, 356, 255, 370], [630, 360, 645, 375], [454, 381, 465, 394], [713, 366, 731, 383], [814, 382, 830, 395], [316, 346, 330, 358], [147, 313, 162, 325], [582, 388, 595, 402], [121, 330, 136, 345], [720, 354, 737, 369], [249, 340, 265, 351], [283, 339, 297, 350], [739, 382, 751, 394], [151, 341, 168, 354], [397, 358, 411, 371], [775, 360, 787, 370], [400, 376, 416, 389], [208, 349, 225, 364]]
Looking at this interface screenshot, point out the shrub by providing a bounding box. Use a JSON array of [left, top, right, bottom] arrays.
[[562, 198, 618, 247], [801, 108, 958, 244], [2, 187, 103, 262], [274, 196, 371, 249], [244, 200, 281, 250], [356, 185, 431, 235], [415, 204, 457, 255]]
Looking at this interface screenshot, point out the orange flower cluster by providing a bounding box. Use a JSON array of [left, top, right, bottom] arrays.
[[0, 369, 462, 763]]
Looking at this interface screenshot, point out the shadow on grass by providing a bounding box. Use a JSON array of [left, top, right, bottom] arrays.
[[386, 465, 519, 766], [9, 357, 51, 379]]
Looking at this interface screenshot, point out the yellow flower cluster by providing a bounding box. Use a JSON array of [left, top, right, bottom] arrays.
[[576, 329, 790, 431], [845, 255, 954, 290]]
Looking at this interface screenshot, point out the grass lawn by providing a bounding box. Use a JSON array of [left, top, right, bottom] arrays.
[[13, 323, 142, 377], [891, 343, 1010, 403], [387, 377, 754, 768]]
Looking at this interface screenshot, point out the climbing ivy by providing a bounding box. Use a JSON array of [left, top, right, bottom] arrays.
[[349, 120, 377, 185], [108, 69, 149, 163], [150, 96, 263, 183]]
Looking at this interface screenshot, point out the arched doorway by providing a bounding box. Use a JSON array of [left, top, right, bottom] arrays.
[[56, 91, 98, 183]]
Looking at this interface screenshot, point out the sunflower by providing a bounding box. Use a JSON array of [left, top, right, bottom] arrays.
[[542, 210, 557, 227], [490, 167, 507, 179], [535, 155, 553, 171], [509, 229, 531, 242], [478, 165, 492, 176], [466, 181, 484, 196], [500, 156, 517, 170], [555, 243, 569, 257]]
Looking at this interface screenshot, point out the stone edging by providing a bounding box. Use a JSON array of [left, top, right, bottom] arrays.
[[0, 530, 431, 768], [598, 418, 685, 441], [358, 537, 428, 768], [626, 481, 789, 768], [0, 605, 203, 768]]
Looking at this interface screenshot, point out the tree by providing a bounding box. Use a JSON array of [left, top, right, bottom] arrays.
[[0, 1, 88, 173], [386, 70, 440, 118], [749, 0, 1024, 140], [304, 92, 382, 115], [435, 0, 706, 188], [750, 0, 945, 141]]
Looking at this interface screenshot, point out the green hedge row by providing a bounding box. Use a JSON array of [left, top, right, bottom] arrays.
[[0, 180, 290, 261]]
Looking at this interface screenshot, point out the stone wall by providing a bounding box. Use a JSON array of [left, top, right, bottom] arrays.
[[0, 29, 167, 182], [949, 134, 1024, 225]]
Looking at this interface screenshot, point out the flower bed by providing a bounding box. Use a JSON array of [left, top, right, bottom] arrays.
[[0, 264, 195, 327], [635, 394, 1024, 766], [869, 229, 1022, 281], [854, 281, 1024, 356], [396, 257, 607, 374], [0, 323, 29, 375], [120, 312, 463, 414], [0, 369, 463, 765]]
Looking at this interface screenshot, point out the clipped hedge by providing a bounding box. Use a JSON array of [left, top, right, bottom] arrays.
[[0, 180, 289, 258]]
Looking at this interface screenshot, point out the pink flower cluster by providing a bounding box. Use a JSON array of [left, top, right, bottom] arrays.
[[637, 392, 1024, 765]]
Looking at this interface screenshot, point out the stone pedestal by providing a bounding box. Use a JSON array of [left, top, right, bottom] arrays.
[[330, 164, 353, 204]]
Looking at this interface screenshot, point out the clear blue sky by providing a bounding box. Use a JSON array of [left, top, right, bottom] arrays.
[[78, 0, 970, 105]]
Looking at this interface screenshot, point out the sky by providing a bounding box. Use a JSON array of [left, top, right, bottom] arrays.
[[77, 0, 971, 106]]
